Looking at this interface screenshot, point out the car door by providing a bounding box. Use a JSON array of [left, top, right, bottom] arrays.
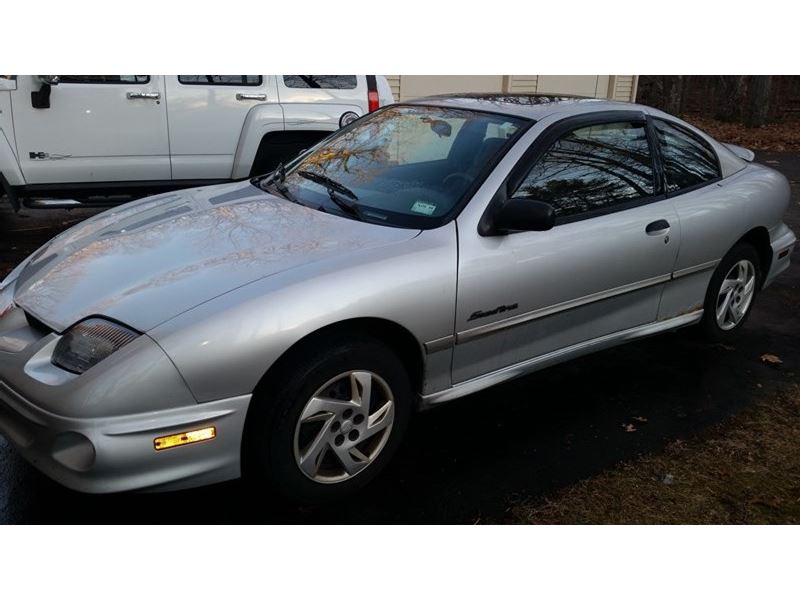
[[10, 75, 170, 185], [452, 112, 681, 384], [165, 75, 280, 180]]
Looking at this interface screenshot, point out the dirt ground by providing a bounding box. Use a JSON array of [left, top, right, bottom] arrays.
[[510, 385, 800, 524], [682, 115, 800, 152]]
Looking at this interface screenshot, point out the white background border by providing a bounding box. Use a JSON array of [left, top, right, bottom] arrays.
[[1, 0, 797, 597]]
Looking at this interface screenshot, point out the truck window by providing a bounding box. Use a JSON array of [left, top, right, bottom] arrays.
[[177, 76, 262, 86], [283, 76, 357, 89], [57, 76, 150, 84]]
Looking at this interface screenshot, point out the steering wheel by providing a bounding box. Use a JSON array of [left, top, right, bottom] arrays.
[[442, 172, 472, 190]]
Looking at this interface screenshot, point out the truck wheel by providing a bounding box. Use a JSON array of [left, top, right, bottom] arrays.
[[244, 335, 413, 503]]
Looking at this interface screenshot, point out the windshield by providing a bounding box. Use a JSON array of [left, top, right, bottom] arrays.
[[257, 105, 528, 228]]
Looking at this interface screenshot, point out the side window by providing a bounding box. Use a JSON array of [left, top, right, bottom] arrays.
[[512, 121, 655, 220], [58, 76, 150, 84], [178, 76, 262, 86], [654, 119, 720, 193], [283, 76, 357, 89]]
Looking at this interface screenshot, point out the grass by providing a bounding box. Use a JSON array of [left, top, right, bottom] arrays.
[[509, 385, 800, 524]]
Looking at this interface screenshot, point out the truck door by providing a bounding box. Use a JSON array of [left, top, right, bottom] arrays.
[[165, 76, 281, 180], [11, 76, 170, 184]]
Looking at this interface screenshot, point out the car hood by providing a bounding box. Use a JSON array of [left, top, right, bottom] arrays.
[[12, 182, 419, 332]]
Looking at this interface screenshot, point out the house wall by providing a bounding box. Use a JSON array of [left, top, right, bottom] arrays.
[[384, 75, 639, 102]]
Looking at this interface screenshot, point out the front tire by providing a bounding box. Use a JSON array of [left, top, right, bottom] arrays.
[[700, 243, 761, 341], [244, 335, 413, 504]]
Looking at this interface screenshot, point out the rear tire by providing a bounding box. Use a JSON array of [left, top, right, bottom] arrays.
[[699, 243, 761, 342], [243, 334, 413, 504]]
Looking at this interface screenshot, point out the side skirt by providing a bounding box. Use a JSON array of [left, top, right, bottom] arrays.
[[419, 310, 703, 409], [12, 178, 229, 204]]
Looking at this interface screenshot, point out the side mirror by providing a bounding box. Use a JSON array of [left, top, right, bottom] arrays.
[[36, 75, 60, 86], [490, 198, 555, 235], [31, 76, 59, 109]]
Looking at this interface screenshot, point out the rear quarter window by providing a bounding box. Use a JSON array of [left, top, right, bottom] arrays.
[[654, 118, 721, 193]]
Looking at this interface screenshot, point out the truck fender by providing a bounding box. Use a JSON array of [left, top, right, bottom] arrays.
[[0, 129, 24, 186], [231, 104, 285, 180], [0, 129, 24, 210]]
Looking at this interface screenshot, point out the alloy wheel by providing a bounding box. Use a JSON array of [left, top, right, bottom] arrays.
[[293, 370, 395, 484], [716, 259, 756, 331]]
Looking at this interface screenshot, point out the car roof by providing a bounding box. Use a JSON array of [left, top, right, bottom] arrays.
[[404, 92, 748, 180], [405, 93, 648, 121]]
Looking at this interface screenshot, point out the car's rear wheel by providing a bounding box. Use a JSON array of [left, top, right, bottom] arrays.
[[244, 335, 413, 503], [700, 243, 761, 341]]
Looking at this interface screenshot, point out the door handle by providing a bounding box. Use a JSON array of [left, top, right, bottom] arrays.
[[236, 93, 267, 101], [645, 219, 671, 235], [127, 91, 161, 100]]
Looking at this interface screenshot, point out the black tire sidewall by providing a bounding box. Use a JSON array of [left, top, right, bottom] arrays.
[[246, 336, 413, 504], [701, 243, 761, 341]]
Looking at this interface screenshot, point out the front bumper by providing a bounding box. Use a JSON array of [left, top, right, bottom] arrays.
[[0, 298, 250, 493], [0, 381, 250, 493]]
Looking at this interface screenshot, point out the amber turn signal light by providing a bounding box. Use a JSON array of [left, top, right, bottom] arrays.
[[154, 426, 216, 451]]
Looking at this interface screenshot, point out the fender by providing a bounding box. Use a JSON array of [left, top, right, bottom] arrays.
[[0, 129, 24, 210], [149, 224, 458, 403], [230, 103, 285, 179]]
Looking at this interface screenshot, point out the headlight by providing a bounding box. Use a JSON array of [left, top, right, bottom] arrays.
[[52, 318, 140, 374]]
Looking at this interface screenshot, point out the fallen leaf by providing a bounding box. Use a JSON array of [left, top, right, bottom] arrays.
[[713, 343, 736, 351], [632, 416, 648, 424], [622, 423, 637, 433], [662, 474, 674, 485], [760, 353, 783, 365]]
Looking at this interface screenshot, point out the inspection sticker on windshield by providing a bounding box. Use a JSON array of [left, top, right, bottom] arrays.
[[410, 201, 437, 216]]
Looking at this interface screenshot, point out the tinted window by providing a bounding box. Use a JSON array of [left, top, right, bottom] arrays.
[[283, 75, 357, 89], [258, 106, 526, 229], [58, 75, 149, 84], [654, 119, 720, 193], [178, 76, 262, 86], [513, 121, 655, 219]]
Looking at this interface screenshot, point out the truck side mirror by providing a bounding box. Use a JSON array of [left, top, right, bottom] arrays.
[[37, 75, 60, 86], [31, 76, 59, 109]]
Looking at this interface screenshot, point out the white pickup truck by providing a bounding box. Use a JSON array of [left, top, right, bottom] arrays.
[[0, 75, 393, 209]]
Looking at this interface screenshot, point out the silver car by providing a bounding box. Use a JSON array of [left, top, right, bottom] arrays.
[[0, 95, 795, 502]]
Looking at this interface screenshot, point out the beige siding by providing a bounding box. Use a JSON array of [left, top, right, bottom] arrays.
[[392, 75, 504, 102], [607, 75, 637, 102], [384, 75, 639, 103], [536, 75, 611, 98], [385, 75, 401, 100], [504, 75, 538, 93]]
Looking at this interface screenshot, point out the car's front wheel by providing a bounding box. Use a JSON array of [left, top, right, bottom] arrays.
[[244, 335, 413, 503], [700, 242, 761, 341]]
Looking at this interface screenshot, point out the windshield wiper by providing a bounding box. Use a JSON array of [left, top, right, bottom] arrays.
[[297, 170, 359, 201], [259, 162, 300, 203], [297, 170, 365, 221], [322, 190, 366, 221]]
